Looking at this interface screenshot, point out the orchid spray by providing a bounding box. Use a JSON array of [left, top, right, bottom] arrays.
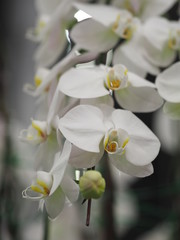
[[20, 0, 180, 239]]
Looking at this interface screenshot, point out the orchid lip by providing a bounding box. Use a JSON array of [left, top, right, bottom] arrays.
[[22, 171, 53, 200], [168, 29, 180, 50], [105, 65, 128, 91], [104, 128, 129, 155]]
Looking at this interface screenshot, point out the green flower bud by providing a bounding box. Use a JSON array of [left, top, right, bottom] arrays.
[[79, 170, 106, 199]]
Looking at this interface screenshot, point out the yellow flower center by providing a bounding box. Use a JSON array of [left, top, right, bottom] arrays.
[[168, 29, 180, 50], [104, 129, 129, 155], [30, 172, 53, 197], [31, 180, 50, 196], [31, 121, 47, 140], [34, 76, 42, 87], [105, 65, 128, 91], [112, 14, 121, 31]]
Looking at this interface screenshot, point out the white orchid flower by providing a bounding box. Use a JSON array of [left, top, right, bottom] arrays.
[[19, 120, 48, 145], [113, 28, 160, 77], [19, 119, 60, 170], [23, 47, 98, 99], [71, 3, 159, 76], [24, 68, 51, 96], [112, 0, 177, 21], [58, 105, 160, 177], [22, 140, 79, 219], [59, 64, 163, 112], [142, 17, 180, 68], [28, 0, 77, 67], [71, 3, 140, 53], [156, 62, 180, 120], [45, 50, 99, 134]]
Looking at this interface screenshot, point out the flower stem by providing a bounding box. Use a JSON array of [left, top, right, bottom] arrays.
[[86, 199, 92, 226]]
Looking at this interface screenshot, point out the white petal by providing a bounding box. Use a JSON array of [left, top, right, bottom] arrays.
[[111, 109, 160, 165], [34, 137, 59, 171], [113, 35, 160, 76], [61, 175, 79, 202], [49, 140, 72, 195], [71, 19, 118, 52], [45, 186, 65, 219], [69, 144, 103, 168], [58, 105, 106, 152], [109, 154, 154, 177], [113, 46, 147, 77], [163, 102, 180, 120], [47, 89, 79, 134], [156, 62, 180, 102], [59, 67, 109, 98], [115, 86, 163, 112], [73, 3, 123, 27], [80, 95, 114, 108], [128, 72, 155, 88], [35, 25, 67, 67], [141, 0, 177, 21], [143, 17, 170, 50], [144, 41, 176, 68]]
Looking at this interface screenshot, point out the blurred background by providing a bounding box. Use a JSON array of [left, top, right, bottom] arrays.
[[0, 1, 180, 240]]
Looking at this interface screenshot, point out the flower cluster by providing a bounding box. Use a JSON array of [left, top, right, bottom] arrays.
[[21, 0, 179, 221]]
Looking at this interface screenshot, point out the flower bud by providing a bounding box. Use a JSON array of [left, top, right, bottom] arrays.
[[79, 170, 105, 199]]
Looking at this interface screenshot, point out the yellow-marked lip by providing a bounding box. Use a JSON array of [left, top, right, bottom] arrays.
[[34, 77, 42, 87], [168, 29, 180, 50], [105, 65, 128, 91], [31, 185, 48, 196], [112, 14, 121, 31], [105, 141, 118, 153], [37, 179, 51, 195], [31, 121, 47, 139], [122, 137, 129, 148], [107, 74, 121, 90], [104, 128, 130, 155], [122, 27, 133, 40]]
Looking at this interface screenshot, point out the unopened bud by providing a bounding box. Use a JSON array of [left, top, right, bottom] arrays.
[[79, 170, 106, 199]]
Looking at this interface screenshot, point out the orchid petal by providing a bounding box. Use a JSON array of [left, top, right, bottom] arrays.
[[80, 95, 114, 108], [141, 0, 177, 21], [109, 154, 154, 177], [45, 186, 65, 219], [58, 105, 106, 152], [71, 19, 118, 53], [73, 3, 123, 27], [113, 46, 146, 77], [59, 67, 109, 98], [128, 72, 155, 88], [115, 86, 163, 112], [61, 175, 79, 202], [113, 35, 160, 76], [35, 24, 67, 67], [34, 135, 59, 171], [163, 102, 180, 120], [69, 143, 103, 168], [144, 42, 176, 68], [47, 89, 79, 134], [143, 17, 170, 50], [49, 140, 72, 195], [156, 62, 180, 102], [111, 109, 160, 165]]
